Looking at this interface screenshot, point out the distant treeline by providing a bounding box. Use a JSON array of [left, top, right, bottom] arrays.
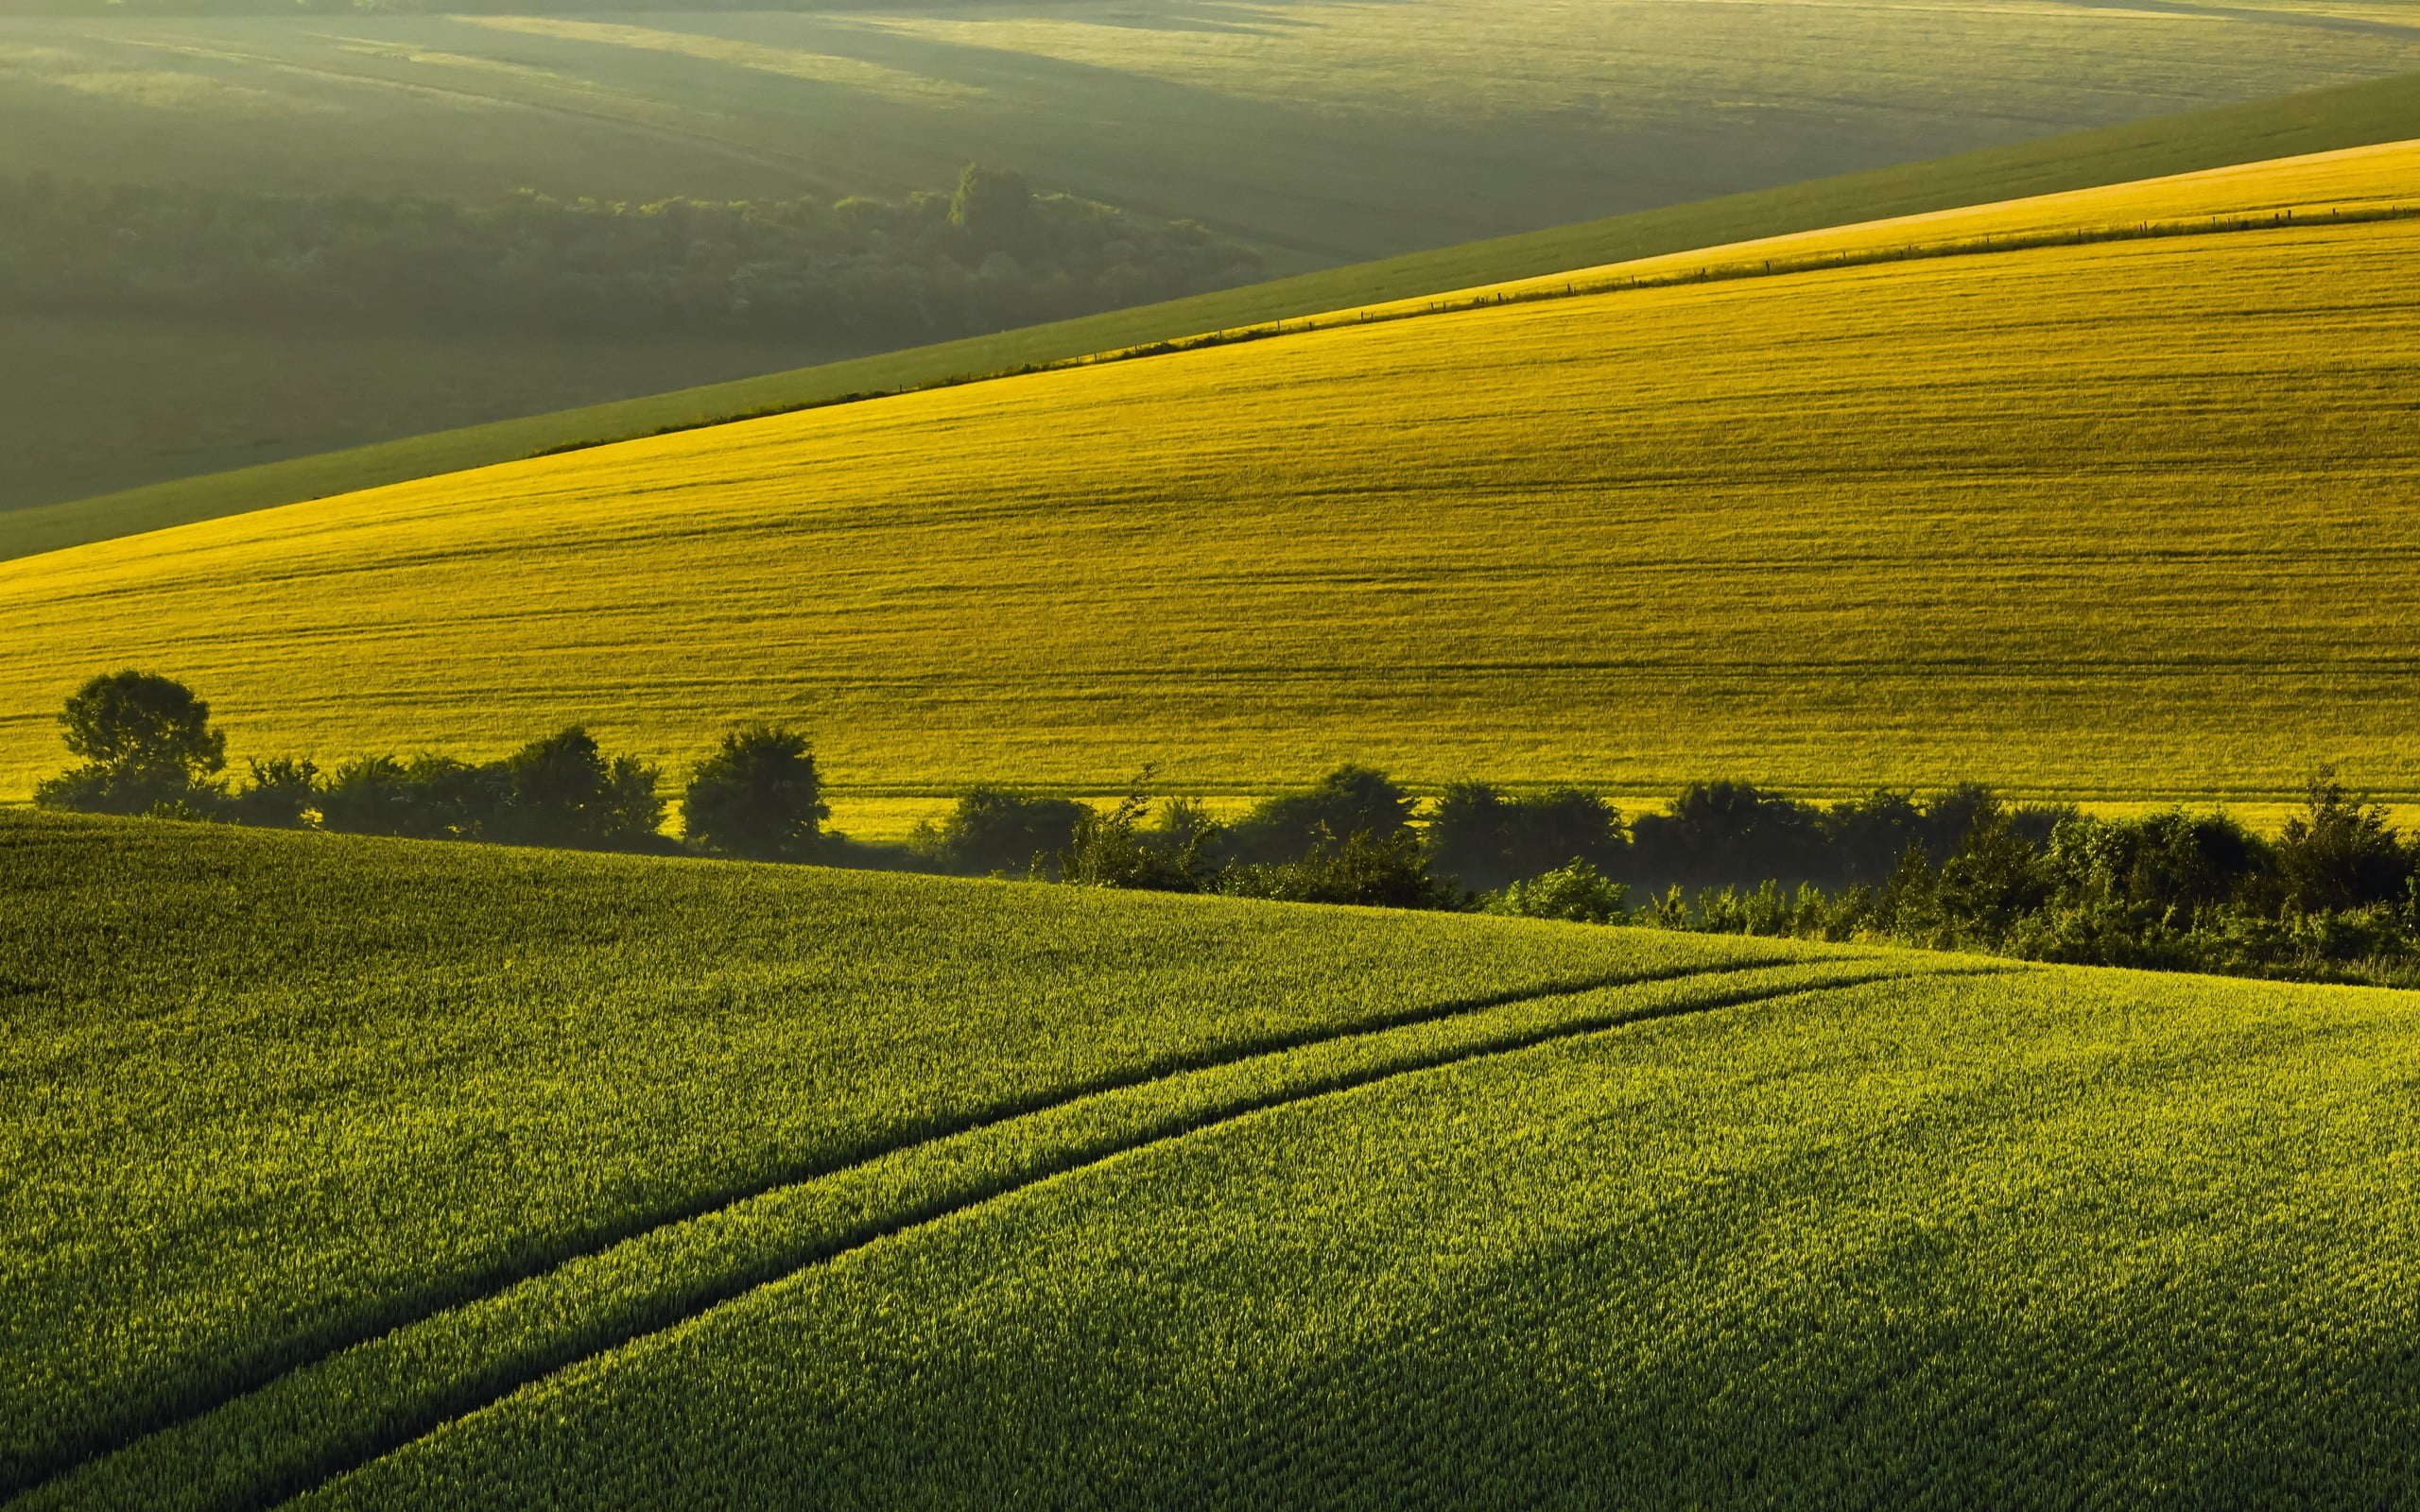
[[0, 164, 1264, 340], [35, 671, 2420, 988]]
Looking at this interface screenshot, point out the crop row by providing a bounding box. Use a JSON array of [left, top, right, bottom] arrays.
[[29, 951, 1919, 1512], [0, 810, 1819, 1503], [301, 969, 2420, 1509]]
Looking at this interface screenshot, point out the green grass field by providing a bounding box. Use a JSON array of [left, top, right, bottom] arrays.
[[7, 141, 2420, 812], [9, 0, 2420, 525], [9, 811, 2419, 1508]]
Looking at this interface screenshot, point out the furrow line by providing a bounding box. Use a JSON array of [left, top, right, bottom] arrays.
[[243, 961, 1973, 1512], [6, 952, 1824, 1505]]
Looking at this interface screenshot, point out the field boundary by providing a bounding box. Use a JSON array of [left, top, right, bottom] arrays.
[[59, 960, 1977, 1512], [8, 954, 1937, 1509]]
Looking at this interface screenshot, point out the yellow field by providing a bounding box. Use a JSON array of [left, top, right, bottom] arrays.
[[6, 141, 2420, 807]]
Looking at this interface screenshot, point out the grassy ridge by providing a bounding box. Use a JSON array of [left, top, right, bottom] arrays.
[[8, 142, 2420, 803], [14, 64, 2420, 561], [14, 815, 2420, 1507], [0, 809, 1823, 1507]]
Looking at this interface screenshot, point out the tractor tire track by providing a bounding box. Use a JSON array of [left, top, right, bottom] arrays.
[[9, 951, 1876, 1507], [247, 962, 1993, 1512]]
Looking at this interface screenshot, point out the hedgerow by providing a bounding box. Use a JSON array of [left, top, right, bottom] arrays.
[[39, 674, 2420, 984]]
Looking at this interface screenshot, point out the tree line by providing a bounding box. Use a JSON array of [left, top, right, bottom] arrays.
[[0, 164, 1264, 341], [33, 670, 2420, 988]]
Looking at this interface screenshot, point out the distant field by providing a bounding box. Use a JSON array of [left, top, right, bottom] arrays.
[[9, 0, 2420, 519], [10, 0, 2420, 260], [0, 317, 838, 514], [16, 63, 2420, 561], [11, 813, 2420, 1508], [6, 141, 2420, 805]]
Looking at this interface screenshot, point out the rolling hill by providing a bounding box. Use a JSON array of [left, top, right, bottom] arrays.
[[9, 811, 2419, 1508], [5, 137, 2419, 814], [9, 0, 2420, 529]]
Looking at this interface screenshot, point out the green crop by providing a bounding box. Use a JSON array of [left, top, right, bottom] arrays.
[[300, 970, 2420, 1511], [13, 810, 2417, 1508], [0, 809, 1846, 1509]]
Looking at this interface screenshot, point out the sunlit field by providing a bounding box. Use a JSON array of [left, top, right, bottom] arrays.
[[17, 7, 2420, 1507], [5, 142, 2419, 806], [9, 0, 2420, 518], [10, 813, 2419, 1510]]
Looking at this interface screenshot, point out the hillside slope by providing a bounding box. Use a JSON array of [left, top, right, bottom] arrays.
[[6, 140, 2420, 805], [9, 814, 2419, 1509], [14, 62, 2420, 561], [12, 0, 2417, 524]]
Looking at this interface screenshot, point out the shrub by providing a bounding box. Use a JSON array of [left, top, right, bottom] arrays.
[[1931, 797, 2049, 947], [1223, 765, 1416, 865], [225, 757, 321, 830], [1428, 782, 1625, 891], [2273, 774, 2410, 913], [682, 725, 828, 862], [1629, 781, 1822, 886], [1057, 789, 1213, 892], [490, 729, 663, 850], [916, 788, 1091, 876], [1816, 789, 1928, 886], [2039, 809, 2269, 927], [1219, 831, 1461, 910], [316, 733, 661, 850], [1483, 860, 1630, 924], [318, 754, 498, 840]]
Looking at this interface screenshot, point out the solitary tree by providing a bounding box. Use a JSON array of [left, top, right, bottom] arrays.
[[33, 670, 226, 815], [681, 724, 828, 862], [60, 670, 224, 779]]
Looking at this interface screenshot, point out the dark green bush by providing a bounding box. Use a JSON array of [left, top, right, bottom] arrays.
[[1222, 765, 1416, 865], [2273, 775, 2410, 913], [318, 755, 487, 841], [1057, 791, 1214, 892], [1482, 860, 1630, 924], [315, 735, 661, 850], [915, 788, 1091, 877], [1219, 831, 1461, 911], [1427, 782, 1624, 891], [681, 725, 829, 863], [1629, 781, 1823, 886], [490, 729, 664, 850], [225, 757, 321, 830]]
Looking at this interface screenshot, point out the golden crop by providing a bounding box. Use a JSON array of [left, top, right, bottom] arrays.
[[6, 143, 2420, 811]]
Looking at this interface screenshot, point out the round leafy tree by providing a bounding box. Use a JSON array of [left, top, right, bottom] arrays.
[[682, 725, 828, 862]]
